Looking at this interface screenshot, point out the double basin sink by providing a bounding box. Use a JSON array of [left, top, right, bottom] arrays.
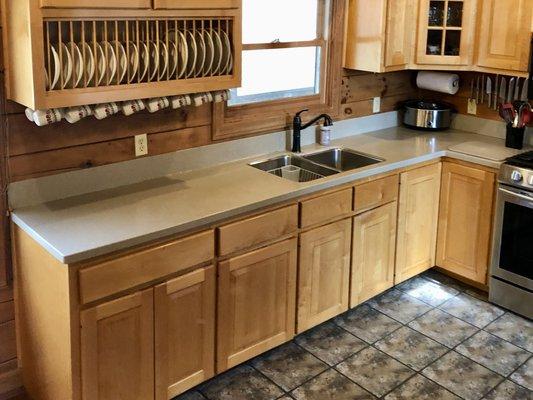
[[250, 148, 384, 182]]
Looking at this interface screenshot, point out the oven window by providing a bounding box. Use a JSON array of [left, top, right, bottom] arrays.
[[499, 202, 533, 279]]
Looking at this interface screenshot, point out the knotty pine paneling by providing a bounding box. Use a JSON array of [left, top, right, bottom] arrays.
[[341, 70, 417, 118]]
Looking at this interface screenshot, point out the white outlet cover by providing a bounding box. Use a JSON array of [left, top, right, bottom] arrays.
[[373, 97, 381, 113], [135, 134, 148, 157]]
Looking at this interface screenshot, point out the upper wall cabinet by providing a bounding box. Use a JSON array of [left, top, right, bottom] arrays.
[[344, 0, 415, 72], [40, 0, 151, 8], [416, 0, 477, 66], [154, 1, 241, 9], [475, 0, 533, 73], [1, 0, 242, 110]]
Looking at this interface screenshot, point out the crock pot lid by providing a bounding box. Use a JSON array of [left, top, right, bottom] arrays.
[[404, 100, 451, 110]]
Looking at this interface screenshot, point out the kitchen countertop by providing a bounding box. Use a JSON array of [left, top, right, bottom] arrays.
[[11, 126, 514, 264]]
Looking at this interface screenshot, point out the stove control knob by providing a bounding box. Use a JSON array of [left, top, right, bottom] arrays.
[[510, 170, 523, 182]]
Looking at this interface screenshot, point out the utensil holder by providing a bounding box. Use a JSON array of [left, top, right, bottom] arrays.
[[505, 124, 525, 150]]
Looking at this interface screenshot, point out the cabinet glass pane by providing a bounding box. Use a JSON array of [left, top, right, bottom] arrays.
[[444, 30, 461, 55], [428, 1, 445, 26], [242, 0, 319, 44], [447, 2, 464, 27], [427, 30, 443, 55]]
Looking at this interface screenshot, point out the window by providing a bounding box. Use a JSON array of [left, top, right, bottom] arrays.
[[213, 0, 343, 140], [228, 0, 328, 106]]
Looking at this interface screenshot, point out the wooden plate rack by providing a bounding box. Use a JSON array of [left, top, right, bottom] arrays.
[[1, 1, 242, 110]]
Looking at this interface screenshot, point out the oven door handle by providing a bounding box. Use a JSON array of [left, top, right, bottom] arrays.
[[499, 187, 533, 203]]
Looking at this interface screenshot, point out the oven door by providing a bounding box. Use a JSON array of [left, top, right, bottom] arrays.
[[491, 185, 533, 290]]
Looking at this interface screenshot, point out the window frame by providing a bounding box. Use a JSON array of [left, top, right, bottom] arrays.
[[212, 0, 345, 140]]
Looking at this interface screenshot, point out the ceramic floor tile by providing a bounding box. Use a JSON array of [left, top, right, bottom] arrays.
[[334, 304, 402, 344], [485, 313, 533, 353], [484, 380, 533, 400], [199, 365, 283, 400], [291, 369, 376, 400], [367, 289, 432, 324], [421, 270, 471, 292], [456, 331, 531, 376], [422, 351, 503, 400], [396, 276, 459, 307], [408, 308, 479, 348], [510, 357, 533, 391], [375, 326, 448, 371], [336, 347, 415, 397], [438, 293, 505, 328], [251, 342, 328, 392], [295, 321, 367, 366], [384, 374, 461, 400], [174, 392, 206, 400]]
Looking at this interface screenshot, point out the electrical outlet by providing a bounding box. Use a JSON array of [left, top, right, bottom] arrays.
[[135, 134, 148, 157], [467, 99, 477, 115], [373, 97, 381, 113]]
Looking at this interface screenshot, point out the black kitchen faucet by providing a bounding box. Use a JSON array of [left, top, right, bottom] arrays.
[[291, 109, 333, 153]]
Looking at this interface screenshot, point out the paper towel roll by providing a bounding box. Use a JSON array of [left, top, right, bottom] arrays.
[[416, 71, 460, 95]]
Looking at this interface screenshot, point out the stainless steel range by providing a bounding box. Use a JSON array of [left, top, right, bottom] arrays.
[[490, 151, 533, 319]]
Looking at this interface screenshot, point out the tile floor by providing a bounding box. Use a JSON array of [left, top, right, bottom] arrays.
[[176, 269, 533, 400]]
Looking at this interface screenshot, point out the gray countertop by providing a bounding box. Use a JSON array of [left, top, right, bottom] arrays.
[[11, 127, 512, 264]]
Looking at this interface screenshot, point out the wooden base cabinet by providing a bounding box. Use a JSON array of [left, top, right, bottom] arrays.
[[395, 163, 442, 284], [217, 239, 297, 372], [155, 266, 216, 400], [436, 162, 496, 284], [297, 219, 351, 333], [80, 289, 155, 400], [351, 202, 397, 307]]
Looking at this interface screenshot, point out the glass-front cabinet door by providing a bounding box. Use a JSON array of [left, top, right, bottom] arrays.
[[416, 0, 475, 65]]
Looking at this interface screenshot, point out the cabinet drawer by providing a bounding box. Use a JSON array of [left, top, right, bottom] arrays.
[[40, 0, 151, 8], [300, 189, 353, 228], [154, 0, 240, 8], [218, 205, 298, 256], [354, 175, 399, 213], [79, 230, 214, 304]]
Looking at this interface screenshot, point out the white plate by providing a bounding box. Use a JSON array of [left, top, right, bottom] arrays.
[[177, 31, 188, 79], [59, 43, 73, 89], [94, 43, 106, 86], [78, 42, 95, 86], [210, 30, 223, 76], [185, 31, 197, 79], [69, 42, 84, 88], [138, 42, 150, 81], [167, 40, 178, 77], [111, 41, 128, 83], [126, 41, 140, 83], [220, 31, 232, 75], [100, 41, 117, 86], [193, 30, 206, 78], [47, 44, 61, 90], [147, 41, 160, 81], [157, 41, 169, 80], [202, 30, 214, 77]]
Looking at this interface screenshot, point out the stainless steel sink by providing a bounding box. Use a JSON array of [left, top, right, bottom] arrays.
[[303, 148, 383, 171], [249, 155, 339, 182]]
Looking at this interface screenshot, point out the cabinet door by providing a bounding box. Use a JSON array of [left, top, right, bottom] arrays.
[[217, 239, 297, 372], [297, 219, 351, 333], [416, 0, 476, 65], [384, 0, 415, 70], [40, 0, 151, 8], [352, 202, 397, 307], [476, 0, 533, 72], [154, 0, 240, 8], [395, 163, 442, 284], [155, 266, 215, 400], [436, 163, 495, 284], [81, 289, 154, 400]]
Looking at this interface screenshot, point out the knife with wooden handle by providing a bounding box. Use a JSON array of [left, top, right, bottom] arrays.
[[493, 75, 499, 110], [486, 77, 492, 109], [521, 79, 529, 101], [507, 77, 515, 103], [499, 77, 507, 106]]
